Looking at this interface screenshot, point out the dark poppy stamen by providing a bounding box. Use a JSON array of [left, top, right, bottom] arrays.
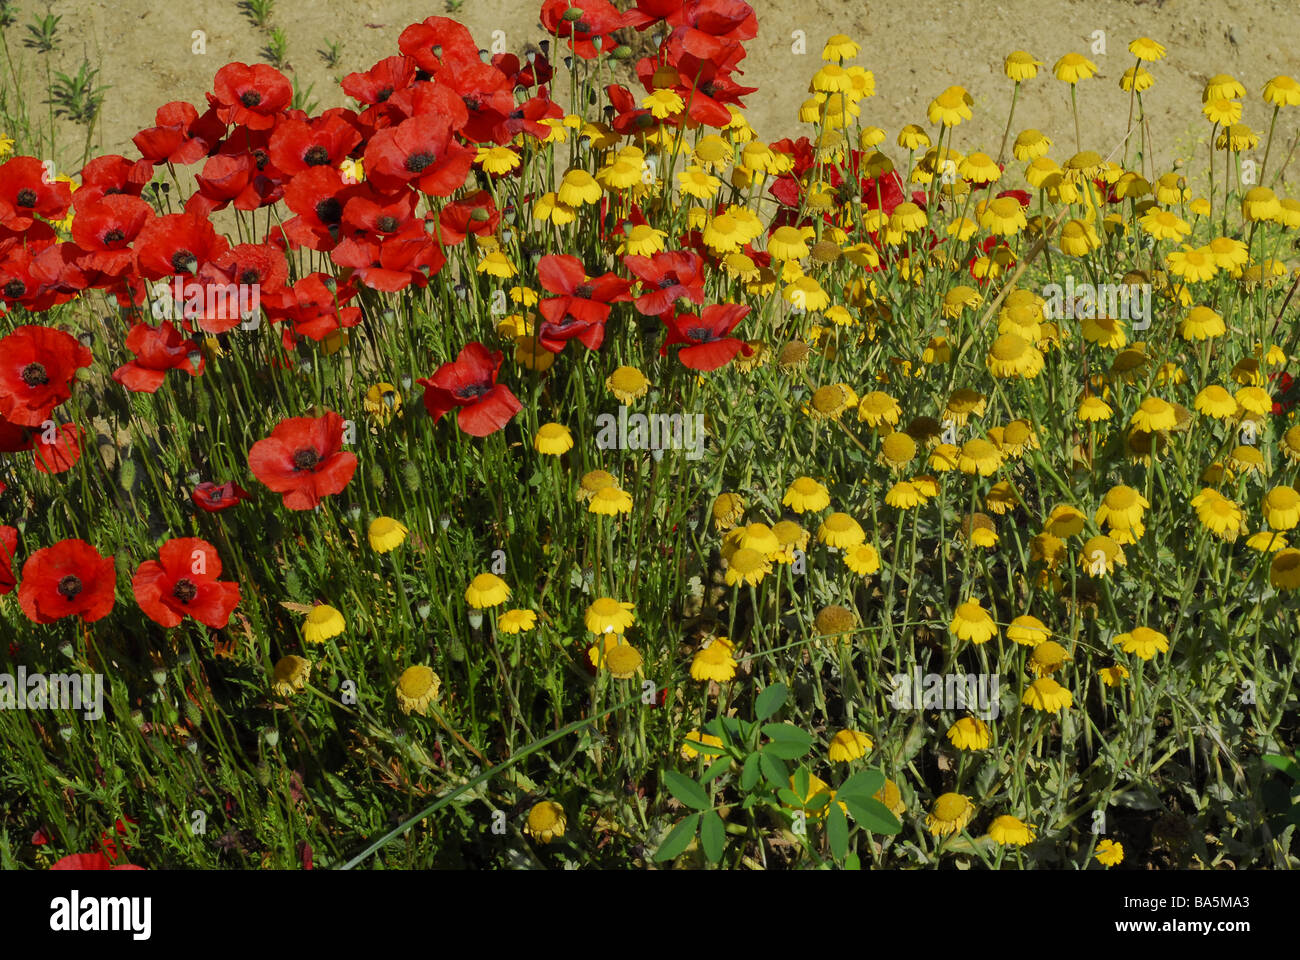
[[657, 276, 677, 289], [172, 578, 198, 604], [303, 145, 331, 166], [456, 383, 490, 400], [21, 362, 49, 386], [3, 279, 25, 299], [376, 87, 393, 102], [405, 151, 436, 173], [292, 448, 321, 471], [103, 228, 125, 245], [171, 249, 198, 274], [377, 216, 398, 232], [239, 269, 260, 285], [575, 284, 595, 298], [240, 90, 263, 107], [15, 188, 37, 207], [57, 575, 83, 600], [315, 198, 342, 225], [253, 149, 270, 171], [687, 326, 716, 342]]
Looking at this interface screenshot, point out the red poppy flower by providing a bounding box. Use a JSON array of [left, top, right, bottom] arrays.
[[0, 324, 94, 427], [50, 852, 143, 871], [133, 101, 226, 166], [341, 187, 420, 238], [540, 0, 627, 59], [624, 249, 706, 316], [329, 222, 446, 293], [73, 154, 153, 209], [133, 536, 241, 629], [661, 302, 752, 370], [186, 152, 282, 217], [418, 341, 521, 437], [267, 272, 364, 340], [211, 62, 293, 131], [438, 190, 500, 245], [269, 114, 362, 176], [536, 254, 633, 352], [192, 481, 251, 512], [282, 166, 355, 250], [211, 241, 291, 309], [33, 422, 84, 474], [112, 321, 204, 393], [69, 194, 153, 276], [341, 55, 419, 106], [133, 211, 230, 281], [491, 50, 554, 90], [397, 16, 481, 74], [363, 114, 475, 197], [0, 156, 73, 231], [436, 60, 517, 144], [0, 524, 16, 595], [248, 410, 358, 511], [17, 538, 116, 624]]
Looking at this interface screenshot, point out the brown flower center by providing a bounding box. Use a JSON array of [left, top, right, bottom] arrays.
[[21, 362, 50, 386], [172, 578, 198, 604], [57, 574, 83, 600], [292, 448, 321, 471]]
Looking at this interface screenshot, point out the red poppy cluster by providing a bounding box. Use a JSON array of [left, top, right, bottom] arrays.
[[0, 1, 782, 639], [7, 534, 239, 628]]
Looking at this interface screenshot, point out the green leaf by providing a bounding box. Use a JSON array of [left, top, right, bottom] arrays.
[[792, 766, 810, 801], [654, 814, 700, 862], [662, 770, 711, 811], [845, 852, 862, 870], [700, 810, 725, 863], [827, 802, 849, 861], [760, 751, 789, 788], [761, 723, 812, 759], [1264, 754, 1300, 782], [842, 797, 903, 835], [740, 752, 761, 791], [754, 682, 788, 721], [701, 756, 732, 784], [836, 770, 885, 802], [763, 738, 813, 760]]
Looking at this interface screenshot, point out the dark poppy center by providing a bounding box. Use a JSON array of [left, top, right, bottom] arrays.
[[253, 149, 270, 171], [21, 362, 49, 386], [657, 275, 677, 289], [171, 249, 197, 274], [456, 383, 490, 400], [3, 279, 25, 298], [699, 81, 717, 97], [376, 87, 393, 102], [292, 448, 321, 471], [172, 578, 198, 604], [405, 151, 436, 173], [303, 145, 331, 167], [575, 283, 595, 298], [463, 94, 481, 112], [239, 268, 260, 285], [240, 90, 262, 108], [377, 215, 398, 232], [574, 19, 591, 34], [315, 197, 342, 225], [686, 326, 716, 342], [103, 228, 125, 246], [57, 574, 83, 600], [15, 188, 37, 207], [207, 488, 225, 502]]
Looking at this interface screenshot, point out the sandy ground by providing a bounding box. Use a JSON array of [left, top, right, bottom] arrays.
[[6, 0, 1300, 188]]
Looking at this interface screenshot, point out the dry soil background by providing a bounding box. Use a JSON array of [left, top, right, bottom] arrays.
[[7, 0, 1300, 188]]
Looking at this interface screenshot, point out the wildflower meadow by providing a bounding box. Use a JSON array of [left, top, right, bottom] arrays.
[[1, 0, 1298, 879]]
